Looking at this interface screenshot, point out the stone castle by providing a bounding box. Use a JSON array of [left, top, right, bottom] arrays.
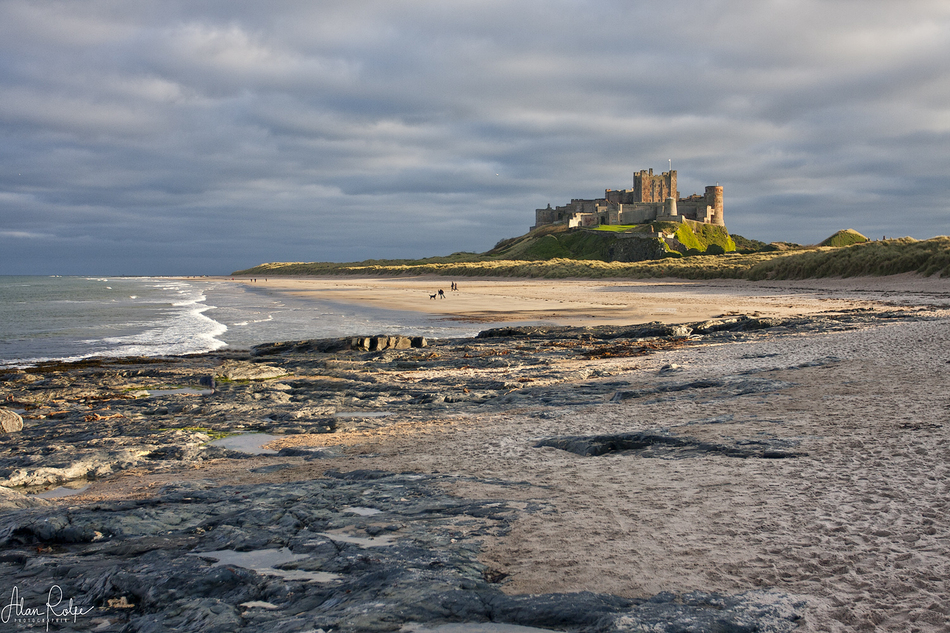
[[533, 169, 724, 230]]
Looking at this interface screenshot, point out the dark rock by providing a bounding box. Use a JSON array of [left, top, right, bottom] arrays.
[[487, 591, 637, 628], [477, 322, 693, 341], [325, 469, 395, 480], [276, 446, 342, 459], [612, 375, 794, 403], [251, 334, 427, 357], [248, 463, 296, 474], [598, 590, 805, 633], [536, 432, 806, 459]]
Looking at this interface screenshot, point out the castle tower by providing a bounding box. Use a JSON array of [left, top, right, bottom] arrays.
[[665, 196, 678, 218], [705, 185, 724, 226], [632, 169, 677, 203]]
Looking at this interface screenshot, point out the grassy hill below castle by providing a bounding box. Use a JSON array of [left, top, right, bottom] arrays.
[[488, 222, 736, 260], [234, 225, 950, 280]]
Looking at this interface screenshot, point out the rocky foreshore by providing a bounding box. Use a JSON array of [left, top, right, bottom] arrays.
[[0, 305, 944, 632]]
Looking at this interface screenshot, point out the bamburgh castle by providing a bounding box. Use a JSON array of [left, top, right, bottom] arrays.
[[533, 169, 724, 230]]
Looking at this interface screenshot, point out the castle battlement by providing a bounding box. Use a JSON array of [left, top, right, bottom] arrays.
[[534, 169, 723, 231]]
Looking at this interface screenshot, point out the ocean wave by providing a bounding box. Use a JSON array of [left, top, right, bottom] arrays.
[[0, 277, 229, 368], [232, 315, 275, 327], [97, 283, 227, 357]]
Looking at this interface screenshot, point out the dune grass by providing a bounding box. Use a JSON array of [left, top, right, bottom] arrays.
[[818, 228, 869, 248], [237, 251, 784, 279], [745, 237, 950, 280], [235, 237, 950, 281]]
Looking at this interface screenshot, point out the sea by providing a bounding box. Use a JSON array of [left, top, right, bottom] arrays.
[[0, 276, 484, 368]]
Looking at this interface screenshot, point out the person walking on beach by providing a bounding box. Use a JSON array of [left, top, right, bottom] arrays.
[[438, 289, 446, 299]]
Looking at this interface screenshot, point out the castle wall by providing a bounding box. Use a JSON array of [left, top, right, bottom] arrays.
[[534, 169, 723, 230], [618, 202, 663, 224]]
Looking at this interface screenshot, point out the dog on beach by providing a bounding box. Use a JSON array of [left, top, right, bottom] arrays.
[[429, 293, 437, 300]]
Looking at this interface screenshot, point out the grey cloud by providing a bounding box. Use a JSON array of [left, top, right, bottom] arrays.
[[1, 0, 949, 275]]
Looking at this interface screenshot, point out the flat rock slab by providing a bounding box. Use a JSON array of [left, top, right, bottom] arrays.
[[0, 408, 23, 433], [217, 360, 287, 380], [0, 485, 51, 509]]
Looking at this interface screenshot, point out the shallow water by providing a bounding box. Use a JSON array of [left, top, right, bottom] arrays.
[[191, 548, 340, 583], [142, 387, 212, 397], [318, 529, 396, 547], [401, 624, 557, 632], [342, 506, 383, 516], [35, 483, 90, 499], [334, 411, 392, 418]]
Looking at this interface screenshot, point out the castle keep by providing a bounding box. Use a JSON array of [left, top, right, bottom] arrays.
[[533, 169, 724, 230]]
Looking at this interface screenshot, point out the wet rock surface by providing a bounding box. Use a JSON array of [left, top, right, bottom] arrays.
[[0, 308, 932, 631], [0, 470, 803, 632], [536, 431, 806, 459]]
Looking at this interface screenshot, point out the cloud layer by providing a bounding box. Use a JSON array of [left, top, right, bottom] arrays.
[[2, 0, 949, 274]]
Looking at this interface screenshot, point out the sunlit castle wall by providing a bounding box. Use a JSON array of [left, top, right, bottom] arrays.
[[533, 169, 723, 229]]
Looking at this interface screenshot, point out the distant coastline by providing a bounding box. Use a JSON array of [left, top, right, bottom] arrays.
[[234, 235, 950, 281]]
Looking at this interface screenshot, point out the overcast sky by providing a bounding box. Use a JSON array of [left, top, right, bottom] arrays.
[[2, 0, 949, 275]]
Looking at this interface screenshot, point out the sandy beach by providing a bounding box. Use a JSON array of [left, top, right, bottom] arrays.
[[229, 273, 950, 326], [4, 274, 950, 631]]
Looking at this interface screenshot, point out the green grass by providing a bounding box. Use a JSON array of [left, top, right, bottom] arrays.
[[689, 223, 737, 253], [234, 228, 950, 281], [523, 233, 574, 259], [746, 237, 950, 279], [731, 233, 772, 252], [237, 252, 784, 280], [819, 229, 869, 248], [157, 426, 231, 440], [592, 224, 638, 232]]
